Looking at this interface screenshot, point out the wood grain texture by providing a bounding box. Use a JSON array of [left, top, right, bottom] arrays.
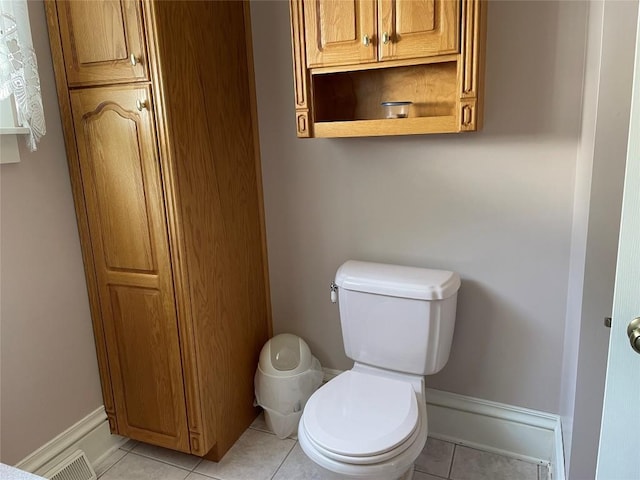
[[70, 85, 190, 452], [313, 115, 458, 137], [378, 0, 460, 61], [44, 0, 118, 433], [56, 0, 148, 86], [49, 0, 271, 458], [242, 0, 273, 343], [313, 62, 457, 121], [304, 0, 377, 67], [290, 0, 311, 136], [148, 0, 271, 459], [290, 0, 485, 137]]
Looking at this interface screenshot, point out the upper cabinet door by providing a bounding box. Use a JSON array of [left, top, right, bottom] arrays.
[[378, 0, 460, 61], [304, 0, 377, 68], [56, 0, 148, 86]]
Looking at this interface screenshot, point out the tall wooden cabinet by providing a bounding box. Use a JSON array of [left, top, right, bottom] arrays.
[[290, 0, 487, 138], [46, 0, 271, 460]]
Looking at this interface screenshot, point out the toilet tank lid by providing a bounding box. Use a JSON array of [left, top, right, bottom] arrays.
[[335, 260, 461, 300]]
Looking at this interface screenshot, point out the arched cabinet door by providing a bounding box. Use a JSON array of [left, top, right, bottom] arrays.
[[55, 0, 148, 86], [69, 85, 190, 452]]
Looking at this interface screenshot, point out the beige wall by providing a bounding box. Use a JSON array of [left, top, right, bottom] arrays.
[[0, 0, 103, 465], [251, 0, 588, 414]]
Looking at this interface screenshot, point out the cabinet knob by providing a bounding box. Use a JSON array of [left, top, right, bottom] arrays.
[[130, 53, 141, 66], [382, 32, 391, 45], [362, 34, 371, 47], [136, 99, 148, 111]]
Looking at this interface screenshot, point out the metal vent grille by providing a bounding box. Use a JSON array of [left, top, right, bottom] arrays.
[[44, 450, 96, 480]]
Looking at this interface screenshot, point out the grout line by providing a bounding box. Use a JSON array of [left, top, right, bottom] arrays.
[[97, 450, 129, 479], [191, 457, 203, 472], [269, 440, 298, 479], [448, 444, 457, 479], [128, 451, 194, 473]]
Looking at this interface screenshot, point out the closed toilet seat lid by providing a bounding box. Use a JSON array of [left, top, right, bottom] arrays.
[[302, 371, 419, 457]]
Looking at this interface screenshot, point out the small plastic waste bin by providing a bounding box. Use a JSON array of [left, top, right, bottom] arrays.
[[254, 333, 323, 439]]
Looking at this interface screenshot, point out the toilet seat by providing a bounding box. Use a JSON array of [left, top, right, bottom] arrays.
[[301, 371, 419, 461]]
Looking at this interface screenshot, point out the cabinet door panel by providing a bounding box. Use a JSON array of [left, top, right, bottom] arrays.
[[70, 86, 190, 452], [304, 0, 377, 67], [379, 0, 460, 61], [83, 108, 154, 272], [109, 286, 186, 439], [57, 0, 147, 86]]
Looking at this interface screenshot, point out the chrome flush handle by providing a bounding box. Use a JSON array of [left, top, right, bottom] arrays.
[[330, 282, 338, 303]]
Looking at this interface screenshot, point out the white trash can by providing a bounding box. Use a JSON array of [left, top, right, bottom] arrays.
[[254, 334, 323, 439]]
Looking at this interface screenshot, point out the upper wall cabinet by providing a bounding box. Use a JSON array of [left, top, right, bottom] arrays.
[[290, 0, 486, 138], [57, 0, 148, 86]]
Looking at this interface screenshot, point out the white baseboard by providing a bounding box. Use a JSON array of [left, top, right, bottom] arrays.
[[16, 406, 125, 476], [13, 373, 567, 480], [323, 368, 564, 480]]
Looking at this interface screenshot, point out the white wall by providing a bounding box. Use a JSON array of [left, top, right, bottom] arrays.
[[0, 0, 103, 465], [251, 0, 588, 414]]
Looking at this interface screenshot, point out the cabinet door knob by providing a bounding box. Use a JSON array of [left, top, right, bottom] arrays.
[[382, 32, 391, 45], [136, 99, 148, 111], [362, 34, 371, 47], [130, 53, 140, 66]]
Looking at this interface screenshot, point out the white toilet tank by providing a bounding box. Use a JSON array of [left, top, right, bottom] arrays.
[[335, 260, 461, 376]]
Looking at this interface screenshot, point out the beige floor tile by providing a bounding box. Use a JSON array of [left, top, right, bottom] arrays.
[[120, 439, 140, 452], [414, 437, 455, 477], [272, 444, 343, 480], [194, 429, 295, 480], [95, 449, 127, 477], [413, 471, 448, 480], [450, 446, 538, 480], [132, 442, 202, 471], [249, 411, 273, 435], [99, 453, 189, 480], [184, 474, 219, 480]]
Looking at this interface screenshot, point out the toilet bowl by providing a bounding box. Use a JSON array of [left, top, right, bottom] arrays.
[[298, 365, 427, 480], [298, 261, 460, 480]]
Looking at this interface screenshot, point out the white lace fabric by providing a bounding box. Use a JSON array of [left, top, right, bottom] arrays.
[[0, 0, 45, 151]]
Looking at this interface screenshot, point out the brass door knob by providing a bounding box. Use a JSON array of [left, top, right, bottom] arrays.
[[362, 34, 371, 47], [130, 53, 140, 66], [136, 99, 148, 111], [382, 32, 391, 44], [627, 317, 640, 354]]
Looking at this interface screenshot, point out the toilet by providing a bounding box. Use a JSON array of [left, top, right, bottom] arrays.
[[298, 260, 461, 480]]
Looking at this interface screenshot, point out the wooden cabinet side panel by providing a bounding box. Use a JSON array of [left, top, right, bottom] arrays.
[[56, 0, 148, 86], [459, 0, 487, 131], [290, 0, 311, 137], [44, 0, 118, 432], [149, 1, 271, 459]]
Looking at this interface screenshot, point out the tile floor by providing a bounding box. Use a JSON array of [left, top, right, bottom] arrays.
[[96, 413, 550, 480]]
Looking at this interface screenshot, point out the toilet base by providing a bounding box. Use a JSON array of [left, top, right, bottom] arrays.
[[399, 464, 415, 480], [310, 462, 415, 480]]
